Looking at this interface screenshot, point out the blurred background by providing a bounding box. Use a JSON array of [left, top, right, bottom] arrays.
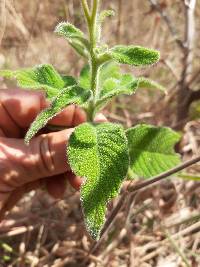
[[0, 0, 200, 266]]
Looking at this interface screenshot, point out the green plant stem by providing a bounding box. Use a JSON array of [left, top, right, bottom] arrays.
[[81, 0, 91, 25], [90, 0, 99, 48], [81, 0, 101, 121]]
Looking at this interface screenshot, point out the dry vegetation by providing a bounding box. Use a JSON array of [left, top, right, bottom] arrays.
[[0, 0, 200, 266]]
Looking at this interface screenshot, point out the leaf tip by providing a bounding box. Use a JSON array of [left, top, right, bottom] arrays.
[[54, 21, 84, 38], [0, 70, 15, 79], [54, 21, 67, 34]]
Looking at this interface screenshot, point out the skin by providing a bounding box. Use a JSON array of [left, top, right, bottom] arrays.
[[0, 89, 106, 220]]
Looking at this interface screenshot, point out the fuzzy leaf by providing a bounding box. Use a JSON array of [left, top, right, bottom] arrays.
[[55, 22, 84, 40], [68, 122, 129, 240], [127, 124, 181, 179], [55, 22, 89, 56], [99, 62, 121, 84], [0, 64, 74, 99], [0, 69, 14, 78], [62, 75, 77, 87], [16, 65, 65, 94], [97, 10, 115, 39], [110, 45, 160, 66], [79, 65, 90, 90], [137, 77, 166, 93], [68, 39, 88, 57], [99, 10, 115, 23], [25, 86, 91, 144], [96, 74, 138, 110]]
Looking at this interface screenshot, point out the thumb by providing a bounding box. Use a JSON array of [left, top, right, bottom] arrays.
[[0, 129, 74, 190]]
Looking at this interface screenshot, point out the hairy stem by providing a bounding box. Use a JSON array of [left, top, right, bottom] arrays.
[[81, 0, 91, 25], [90, 0, 99, 48], [81, 0, 101, 121]]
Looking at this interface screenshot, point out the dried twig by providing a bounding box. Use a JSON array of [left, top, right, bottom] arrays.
[[23, 0, 41, 64], [140, 221, 200, 262], [176, 0, 197, 125], [164, 228, 191, 267], [6, 0, 29, 38], [0, 0, 6, 45], [148, 0, 184, 50]]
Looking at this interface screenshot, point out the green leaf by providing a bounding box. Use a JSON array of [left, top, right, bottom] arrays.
[[0, 64, 73, 99], [99, 10, 115, 23], [55, 22, 89, 56], [68, 39, 88, 58], [62, 75, 77, 87], [110, 45, 160, 66], [97, 10, 115, 40], [96, 74, 138, 110], [16, 65, 65, 95], [0, 69, 14, 78], [99, 61, 121, 84], [78, 62, 139, 111], [126, 124, 181, 179], [68, 122, 129, 240], [137, 77, 166, 93], [79, 64, 90, 90], [55, 22, 86, 42], [25, 86, 91, 144]]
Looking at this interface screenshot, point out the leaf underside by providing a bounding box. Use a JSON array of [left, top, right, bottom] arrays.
[[25, 86, 91, 144], [55, 22, 84, 39], [110, 45, 160, 66], [68, 122, 129, 240], [137, 77, 166, 93], [79, 64, 91, 90], [126, 124, 181, 179], [55, 22, 88, 57]]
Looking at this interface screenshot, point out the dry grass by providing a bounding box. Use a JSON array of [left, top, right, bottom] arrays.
[[0, 0, 200, 266]]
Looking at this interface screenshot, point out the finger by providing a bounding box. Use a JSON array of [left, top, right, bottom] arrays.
[[0, 128, 74, 190], [67, 172, 83, 191], [0, 89, 87, 133], [72, 106, 87, 126], [45, 174, 67, 199], [49, 110, 106, 128], [0, 89, 46, 136], [0, 100, 21, 137], [49, 105, 87, 127]]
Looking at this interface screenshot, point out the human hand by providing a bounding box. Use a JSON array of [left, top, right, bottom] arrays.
[[0, 89, 92, 219]]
